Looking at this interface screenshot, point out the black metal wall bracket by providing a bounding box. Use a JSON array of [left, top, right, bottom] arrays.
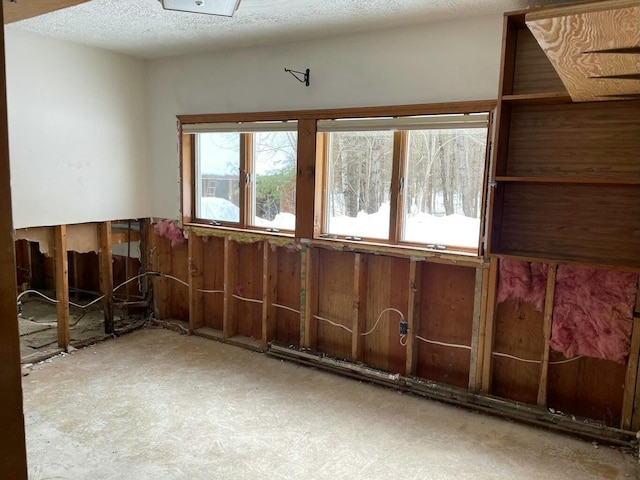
[[284, 68, 310, 87]]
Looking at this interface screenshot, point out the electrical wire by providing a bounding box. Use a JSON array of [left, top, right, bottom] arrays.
[[197, 289, 225, 294], [492, 351, 583, 365], [415, 335, 472, 350], [231, 294, 264, 304], [272, 303, 301, 314], [158, 273, 189, 287], [361, 307, 405, 337], [313, 315, 353, 333]]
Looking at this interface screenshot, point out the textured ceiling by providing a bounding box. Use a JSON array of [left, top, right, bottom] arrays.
[[10, 0, 562, 59]]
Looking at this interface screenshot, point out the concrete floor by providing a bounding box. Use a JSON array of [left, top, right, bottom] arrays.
[[22, 329, 637, 480]]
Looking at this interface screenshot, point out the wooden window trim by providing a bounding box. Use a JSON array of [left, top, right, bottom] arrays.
[[179, 100, 496, 256]]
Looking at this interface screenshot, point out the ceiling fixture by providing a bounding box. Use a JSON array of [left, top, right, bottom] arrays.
[[158, 0, 241, 17]]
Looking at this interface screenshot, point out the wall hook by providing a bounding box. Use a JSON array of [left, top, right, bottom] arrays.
[[284, 68, 310, 87]]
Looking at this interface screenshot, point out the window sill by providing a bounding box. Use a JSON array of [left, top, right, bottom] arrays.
[[184, 222, 296, 246], [310, 237, 485, 267], [183, 223, 486, 267]]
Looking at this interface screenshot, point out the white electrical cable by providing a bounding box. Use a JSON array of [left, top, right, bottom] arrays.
[[272, 303, 301, 315], [313, 315, 353, 333], [492, 351, 583, 365], [361, 307, 405, 337], [415, 335, 472, 350], [231, 294, 264, 304], [492, 351, 540, 364], [158, 273, 189, 287], [197, 289, 225, 294], [550, 356, 584, 365]]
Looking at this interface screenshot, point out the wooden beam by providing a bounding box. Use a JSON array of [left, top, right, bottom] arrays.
[[468, 267, 485, 391], [223, 237, 237, 338], [180, 132, 194, 224], [405, 259, 422, 377], [352, 253, 368, 361], [537, 263, 557, 407], [0, 4, 28, 473], [261, 240, 278, 349], [188, 232, 204, 331], [388, 131, 405, 244], [2, 0, 91, 23], [98, 221, 114, 334], [295, 119, 318, 240], [622, 316, 640, 430], [300, 246, 318, 349], [472, 267, 491, 391], [54, 225, 70, 349], [480, 258, 499, 393]]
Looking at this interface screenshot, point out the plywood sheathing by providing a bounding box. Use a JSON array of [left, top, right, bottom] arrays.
[[526, 0, 640, 102]]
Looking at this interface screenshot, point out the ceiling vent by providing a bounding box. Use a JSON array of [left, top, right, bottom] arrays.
[[159, 0, 241, 17]]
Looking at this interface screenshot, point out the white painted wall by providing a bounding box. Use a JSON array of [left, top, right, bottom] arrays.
[[4, 27, 149, 229], [147, 14, 504, 220]]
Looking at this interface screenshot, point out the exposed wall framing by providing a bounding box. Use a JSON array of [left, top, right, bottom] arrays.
[[148, 2, 640, 443]]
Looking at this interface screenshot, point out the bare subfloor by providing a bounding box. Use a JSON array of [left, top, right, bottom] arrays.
[[23, 329, 637, 480], [18, 297, 145, 363]]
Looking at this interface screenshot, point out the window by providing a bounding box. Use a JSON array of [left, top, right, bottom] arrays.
[[180, 103, 492, 255], [318, 114, 488, 252], [402, 127, 487, 249], [196, 132, 241, 223], [326, 130, 394, 239], [186, 122, 297, 232]]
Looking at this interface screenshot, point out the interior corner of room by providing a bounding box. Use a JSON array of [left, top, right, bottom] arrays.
[[1, 0, 639, 478]]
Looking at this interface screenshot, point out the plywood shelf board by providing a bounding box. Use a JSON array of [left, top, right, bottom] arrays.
[[526, 1, 640, 101], [497, 183, 640, 268], [505, 101, 640, 180], [495, 176, 640, 185]]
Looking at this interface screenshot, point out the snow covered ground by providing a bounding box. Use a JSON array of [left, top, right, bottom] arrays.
[[200, 198, 479, 248]]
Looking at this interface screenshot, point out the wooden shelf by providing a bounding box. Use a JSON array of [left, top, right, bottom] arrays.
[[489, 251, 640, 273], [501, 93, 572, 104], [495, 176, 640, 186]]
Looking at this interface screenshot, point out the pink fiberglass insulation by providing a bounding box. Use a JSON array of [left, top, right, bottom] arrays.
[[550, 266, 638, 364], [153, 219, 185, 247], [497, 258, 548, 311]]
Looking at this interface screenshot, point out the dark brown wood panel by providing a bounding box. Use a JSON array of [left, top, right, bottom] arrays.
[[512, 27, 567, 95], [235, 242, 263, 340], [506, 101, 640, 180], [547, 353, 626, 426], [29, 242, 54, 290], [498, 183, 640, 268], [416, 263, 475, 388], [491, 299, 545, 404], [14, 240, 30, 288], [112, 256, 142, 299], [68, 252, 100, 295], [169, 242, 189, 321], [364, 256, 393, 371], [317, 249, 354, 359], [388, 257, 410, 373], [275, 246, 301, 346], [202, 236, 225, 329]]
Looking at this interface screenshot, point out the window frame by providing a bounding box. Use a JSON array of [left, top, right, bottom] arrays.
[[317, 117, 490, 254], [184, 125, 298, 234], [178, 100, 494, 256]]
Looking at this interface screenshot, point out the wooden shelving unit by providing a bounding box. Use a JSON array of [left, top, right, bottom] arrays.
[[488, 11, 640, 270], [482, 3, 640, 430]]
